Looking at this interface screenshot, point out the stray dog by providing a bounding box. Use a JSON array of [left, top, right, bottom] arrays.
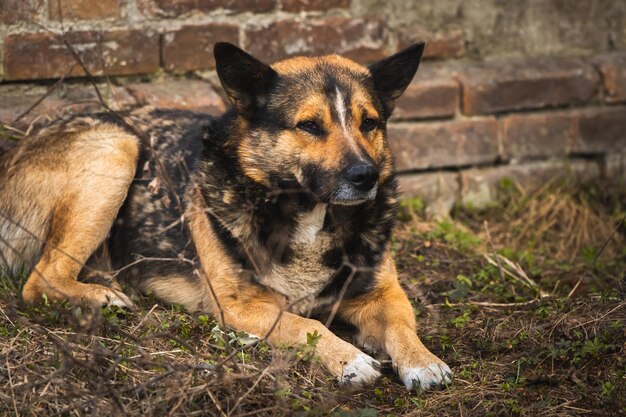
[[0, 42, 453, 390]]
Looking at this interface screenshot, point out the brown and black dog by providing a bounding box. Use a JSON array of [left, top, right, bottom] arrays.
[[0, 42, 453, 390]]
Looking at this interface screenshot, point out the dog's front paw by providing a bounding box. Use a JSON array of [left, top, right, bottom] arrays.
[[399, 360, 453, 391], [340, 353, 381, 386], [79, 284, 136, 310]]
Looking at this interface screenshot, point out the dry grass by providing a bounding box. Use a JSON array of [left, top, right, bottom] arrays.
[[462, 179, 625, 263], [1, 181, 625, 416]]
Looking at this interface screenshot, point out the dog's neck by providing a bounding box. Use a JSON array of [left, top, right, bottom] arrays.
[[292, 203, 328, 245], [195, 126, 323, 269]]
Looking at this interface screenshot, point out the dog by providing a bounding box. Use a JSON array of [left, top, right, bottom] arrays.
[[0, 42, 453, 390]]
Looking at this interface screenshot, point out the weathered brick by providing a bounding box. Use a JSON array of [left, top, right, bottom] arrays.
[[573, 107, 626, 154], [126, 80, 226, 114], [162, 24, 239, 72], [397, 28, 464, 60], [0, 0, 43, 25], [0, 82, 136, 128], [388, 119, 498, 171], [392, 65, 459, 121], [592, 53, 626, 103], [460, 160, 600, 207], [138, 0, 275, 17], [501, 112, 575, 159], [4, 30, 160, 81], [457, 58, 600, 115], [49, 0, 121, 20], [397, 172, 459, 217], [281, 0, 349, 12], [603, 152, 626, 180], [244, 17, 387, 64]]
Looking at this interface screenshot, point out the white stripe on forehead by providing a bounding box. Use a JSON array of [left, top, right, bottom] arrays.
[[334, 86, 363, 157]]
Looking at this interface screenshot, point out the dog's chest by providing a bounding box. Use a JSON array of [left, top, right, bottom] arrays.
[[257, 204, 335, 312]]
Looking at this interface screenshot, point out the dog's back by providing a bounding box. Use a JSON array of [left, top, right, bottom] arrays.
[[0, 108, 212, 281]]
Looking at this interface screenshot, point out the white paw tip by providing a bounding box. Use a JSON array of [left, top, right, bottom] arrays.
[[400, 362, 453, 391], [341, 353, 382, 386], [106, 291, 136, 310]]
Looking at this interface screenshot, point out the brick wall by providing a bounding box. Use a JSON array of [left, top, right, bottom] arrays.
[[1, 0, 625, 215]]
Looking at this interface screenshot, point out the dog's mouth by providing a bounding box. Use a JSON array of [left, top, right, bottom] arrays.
[[329, 181, 378, 206]]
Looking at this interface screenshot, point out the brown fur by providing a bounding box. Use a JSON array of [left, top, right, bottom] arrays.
[[2, 122, 137, 307]]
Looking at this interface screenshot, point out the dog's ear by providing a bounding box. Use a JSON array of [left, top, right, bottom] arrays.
[[368, 42, 425, 119], [214, 42, 277, 119]]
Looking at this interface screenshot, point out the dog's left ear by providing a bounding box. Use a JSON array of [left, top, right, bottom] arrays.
[[368, 42, 425, 119], [214, 42, 277, 119]]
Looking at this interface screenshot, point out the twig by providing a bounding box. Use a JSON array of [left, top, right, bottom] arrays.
[[483, 220, 505, 282], [5, 329, 25, 417], [12, 75, 68, 125], [570, 302, 626, 330], [229, 366, 271, 415], [568, 213, 625, 298], [432, 298, 546, 308], [206, 389, 228, 417]]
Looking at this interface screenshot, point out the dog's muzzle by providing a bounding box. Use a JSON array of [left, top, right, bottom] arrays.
[[331, 163, 379, 205]]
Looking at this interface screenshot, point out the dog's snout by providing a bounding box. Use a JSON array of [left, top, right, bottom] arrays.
[[343, 164, 379, 192]]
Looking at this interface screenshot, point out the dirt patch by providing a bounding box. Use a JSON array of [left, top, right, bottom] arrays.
[[1, 180, 625, 416]]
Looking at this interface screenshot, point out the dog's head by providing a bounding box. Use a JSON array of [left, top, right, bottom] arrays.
[[214, 42, 424, 205]]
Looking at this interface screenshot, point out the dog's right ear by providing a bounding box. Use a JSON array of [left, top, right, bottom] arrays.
[[214, 42, 277, 119], [368, 42, 425, 120]]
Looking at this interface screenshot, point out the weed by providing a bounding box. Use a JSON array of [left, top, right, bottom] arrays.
[[397, 196, 425, 221], [425, 219, 482, 252]]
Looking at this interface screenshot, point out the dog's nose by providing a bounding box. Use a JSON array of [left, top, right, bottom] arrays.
[[343, 164, 379, 191]]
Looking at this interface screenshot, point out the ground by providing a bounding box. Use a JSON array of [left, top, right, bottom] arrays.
[[0, 179, 624, 416]]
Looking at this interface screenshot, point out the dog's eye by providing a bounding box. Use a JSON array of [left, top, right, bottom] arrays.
[[361, 118, 378, 132], [297, 120, 324, 136]]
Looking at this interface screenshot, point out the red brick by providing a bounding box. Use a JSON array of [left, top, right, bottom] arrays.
[[501, 112, 575, 159], [388, 119, 498, 171], [573, 107, 626, 154], [392, 65, 459, 121], [457, 58, 600, 115], [592, 53, 626, 103], [49, 0, 121, 20], [4, 30, 160, 81], [126, 80, 226, 115], [0, 0, 43, 25], [162, 24, 239, 72], [138, 0, 275, 17], [0, 82, 136, 128], [460, 160, 600, 207], [397, 28, 464, 60], [281, 0, 349, 12], [244, 17, 387, 64]]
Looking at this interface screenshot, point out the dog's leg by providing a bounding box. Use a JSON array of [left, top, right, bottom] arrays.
[[222, 289, 381, 385], [186, 202, 381, 386], [337, 253, 453, 390], [21, 125, 138, 309]]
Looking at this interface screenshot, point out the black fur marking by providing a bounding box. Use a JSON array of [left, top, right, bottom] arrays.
[[214, 42, 278, 120], [319, 176, 397, 299], [368, 42, 425, 118], [206, 212, 249, 268]]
